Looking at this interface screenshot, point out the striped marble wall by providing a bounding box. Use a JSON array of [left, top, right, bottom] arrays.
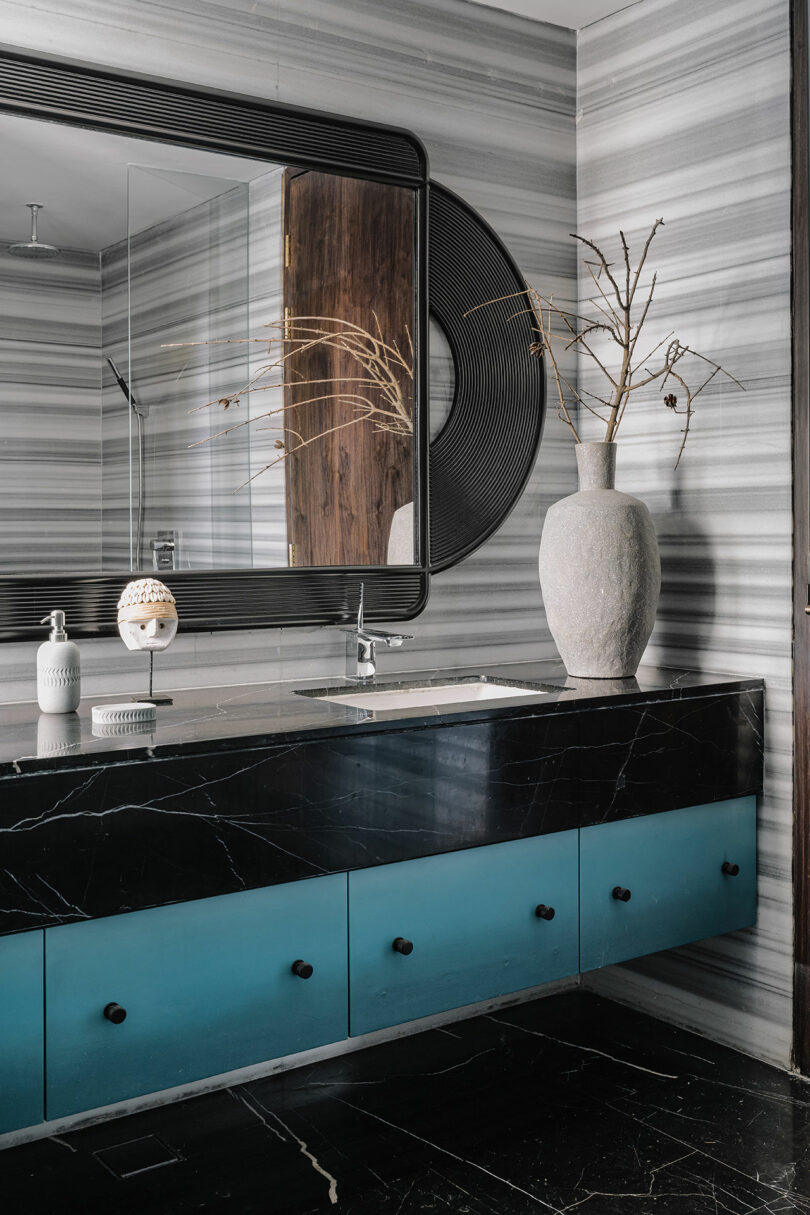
[[101, 165, 291, 572], [577, 0, 793, 1067], [0, 243, 102, 573], [101, 179, 257, 571], [99, 240, 128, 571], [247, 166, 290, 570], [0, 0, 577, 698]]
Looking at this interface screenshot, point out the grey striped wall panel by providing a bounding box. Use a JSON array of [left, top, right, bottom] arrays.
[[101, 181, 258, 572], [99, 236, 132, 571], [100, 165, 291, 572], [247, 166, 289, 570], [0, 242, 102, 573], [577, 0, 793, 1067]]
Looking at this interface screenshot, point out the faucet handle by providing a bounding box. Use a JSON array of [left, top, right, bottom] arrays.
[[359, 628, 412, 649], [350, 583, 411, 647], [340, 625, 412, 646]]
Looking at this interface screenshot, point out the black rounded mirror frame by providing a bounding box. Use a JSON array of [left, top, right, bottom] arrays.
[[0, 49, 544, 639]]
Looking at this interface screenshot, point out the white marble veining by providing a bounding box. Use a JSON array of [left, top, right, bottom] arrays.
[[576, 0, 793, 1068]]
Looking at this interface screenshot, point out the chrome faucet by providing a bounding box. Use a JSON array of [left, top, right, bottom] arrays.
[[344, 584, 412, 682]]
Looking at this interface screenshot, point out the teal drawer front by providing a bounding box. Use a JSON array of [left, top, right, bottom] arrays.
[[580, 796, 757, 972], [0, 930, 44, 1134], [349, 832, 579, 1036], [45, 875, 348, 1119]]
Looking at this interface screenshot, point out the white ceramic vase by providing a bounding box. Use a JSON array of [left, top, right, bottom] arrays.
[[538, 442, 661, 678]]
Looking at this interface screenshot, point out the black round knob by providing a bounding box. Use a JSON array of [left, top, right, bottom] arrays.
[[392, 937, 414, 955], [721, 862, 740, 877], [291, 959, 314, 980], [612, 886, 632, 902], [535, 904, 556, 921], [104, 1002, 127, 1024]]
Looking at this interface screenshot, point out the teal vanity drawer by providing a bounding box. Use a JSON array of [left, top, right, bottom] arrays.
[[349, 832, 579, 1035], [45, 874, 348, 1119], [0, 930, 44, 1134], [579, 796, 757, 972]]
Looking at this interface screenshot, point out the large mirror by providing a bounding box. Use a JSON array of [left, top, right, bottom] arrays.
[[0, 48, 543, 638], [0, 112, 417, 576]]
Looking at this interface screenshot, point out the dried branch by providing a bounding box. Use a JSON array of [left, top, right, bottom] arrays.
[[573, 235, 624, 308], [171, 315, 414, 486], [533, 297, 581, 442], [468, 218, 743, 466], [236, 414, 372, 490]]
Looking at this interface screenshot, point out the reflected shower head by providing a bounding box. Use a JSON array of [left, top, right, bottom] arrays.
[[7, 203, 59, 259]]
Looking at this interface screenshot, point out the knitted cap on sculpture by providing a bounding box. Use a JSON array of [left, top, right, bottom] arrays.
[[117, 578, 178, 652]]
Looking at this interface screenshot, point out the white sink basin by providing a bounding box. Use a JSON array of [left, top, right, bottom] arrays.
[[312, 680, 550, 711]]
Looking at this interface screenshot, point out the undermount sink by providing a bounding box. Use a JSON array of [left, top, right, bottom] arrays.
[[299, 676, 556, 712]]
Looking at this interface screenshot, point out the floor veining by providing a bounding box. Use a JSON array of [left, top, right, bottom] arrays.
[[3, 991, 809, 1213]]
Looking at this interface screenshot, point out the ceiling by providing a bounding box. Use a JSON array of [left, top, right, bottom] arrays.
[[464, 0, 637, 28], [0, 112, 275, 253]]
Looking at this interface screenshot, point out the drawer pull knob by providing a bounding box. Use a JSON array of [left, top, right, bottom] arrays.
[[721, 862, 740, 877], [392, 937, 414, 955], [291, 959, 314, 980], [612, 886, 632, 902], [535, 904, 556, 921], [104, 1002, 127, 1024]]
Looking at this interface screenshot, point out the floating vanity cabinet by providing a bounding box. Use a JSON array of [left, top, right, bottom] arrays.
[[579, 797, 757, 973], [45, 875, 348, 1119], [0, 930, 44, 1134], [348, 832, 579, 1035]]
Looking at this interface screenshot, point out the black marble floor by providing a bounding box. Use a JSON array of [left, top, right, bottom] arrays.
[[3, 990, 810, 1214]]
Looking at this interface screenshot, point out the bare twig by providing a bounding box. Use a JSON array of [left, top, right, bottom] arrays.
[[534, 298, 581, 442], [469, 219, 743, 465], [172, 314, 414, 484]]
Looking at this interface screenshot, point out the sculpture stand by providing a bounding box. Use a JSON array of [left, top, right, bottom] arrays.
[[131, 651, 173, 706]]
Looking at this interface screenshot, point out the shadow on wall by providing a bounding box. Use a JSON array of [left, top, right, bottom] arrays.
[[651, 485, 716, 673]]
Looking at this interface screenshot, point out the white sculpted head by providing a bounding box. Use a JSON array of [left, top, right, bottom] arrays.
[[117, 578, 178, 652]]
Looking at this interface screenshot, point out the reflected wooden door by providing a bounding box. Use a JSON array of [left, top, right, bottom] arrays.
[[283, 170, 414, 567]]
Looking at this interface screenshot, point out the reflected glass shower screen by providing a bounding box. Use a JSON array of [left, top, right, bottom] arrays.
[[126, 165, 253, 572]]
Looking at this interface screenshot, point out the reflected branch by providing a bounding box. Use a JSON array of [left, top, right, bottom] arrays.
[[171, 314, 413, 481]]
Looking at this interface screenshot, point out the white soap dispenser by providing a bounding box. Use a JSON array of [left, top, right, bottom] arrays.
[[37, 610, 81, 714]]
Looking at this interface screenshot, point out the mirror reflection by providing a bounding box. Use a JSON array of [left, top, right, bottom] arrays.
[[428, 317, 454, 443], [0, 113, 417, 574]]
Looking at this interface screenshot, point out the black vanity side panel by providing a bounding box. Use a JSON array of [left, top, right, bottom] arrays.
[[0, 688, 763, 934]]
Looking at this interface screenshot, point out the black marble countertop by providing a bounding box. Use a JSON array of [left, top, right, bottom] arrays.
[[0, 659, 763, 778], [0, 660, 764, 933]]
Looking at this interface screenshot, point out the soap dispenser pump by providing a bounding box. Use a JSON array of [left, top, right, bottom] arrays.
[[37, 611, 81, 714]]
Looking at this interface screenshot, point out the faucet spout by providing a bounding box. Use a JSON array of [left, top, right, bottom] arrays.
[[343, 583, 412, 681]]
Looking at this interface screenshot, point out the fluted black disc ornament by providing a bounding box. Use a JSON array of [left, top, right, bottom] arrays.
[[428, 182, 545, 573]]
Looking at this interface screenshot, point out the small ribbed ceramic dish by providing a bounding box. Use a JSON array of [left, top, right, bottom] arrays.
[[91, 702, 157, 726]]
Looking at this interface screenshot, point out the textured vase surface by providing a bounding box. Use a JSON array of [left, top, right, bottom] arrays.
[[539, 442, 661, 678]]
